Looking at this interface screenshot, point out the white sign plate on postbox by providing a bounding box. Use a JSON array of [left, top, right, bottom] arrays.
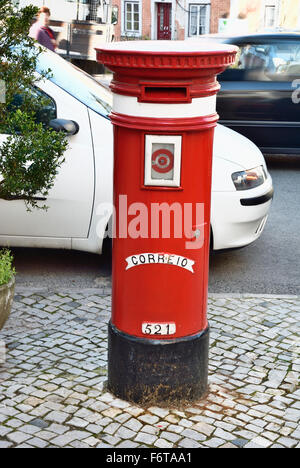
[[142, 322, 176, 336], [145, 135, 182, 187]]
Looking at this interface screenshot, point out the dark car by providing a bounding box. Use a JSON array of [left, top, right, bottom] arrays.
[[204, 33, 300, 154]]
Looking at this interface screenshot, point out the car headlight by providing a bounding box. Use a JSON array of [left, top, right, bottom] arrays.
[[231, 165, 267, 191]]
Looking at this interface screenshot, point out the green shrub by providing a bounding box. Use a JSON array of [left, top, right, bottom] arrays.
[[0, 249, 15, 286], [0, 0, 68, 211]]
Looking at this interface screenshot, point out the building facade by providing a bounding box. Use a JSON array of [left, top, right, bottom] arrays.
[[112, 0, 230, 41], [17, 0, 111, 23], [16, 0, 113, 72], [229, 0, 300, 32], [112, 0, 300, 41]]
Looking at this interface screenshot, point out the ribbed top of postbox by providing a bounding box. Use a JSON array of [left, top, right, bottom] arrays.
[[96, 41, 237, 101], [96, 40, 237, 71]]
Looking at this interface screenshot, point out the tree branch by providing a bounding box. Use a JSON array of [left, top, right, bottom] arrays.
[[0, 194, 46, 202]]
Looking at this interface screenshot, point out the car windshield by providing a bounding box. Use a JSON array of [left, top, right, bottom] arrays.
[[36, 49, 112, 118]]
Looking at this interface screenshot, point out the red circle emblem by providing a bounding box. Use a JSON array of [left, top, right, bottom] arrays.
[[152, 149, 174, 174]]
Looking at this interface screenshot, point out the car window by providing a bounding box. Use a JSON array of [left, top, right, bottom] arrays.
[[31, 87, 57, 125], [6, 86, 56, 133], [220, 41, 300, 81], [36, 50, 112, 118]]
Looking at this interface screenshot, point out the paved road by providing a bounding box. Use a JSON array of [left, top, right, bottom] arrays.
[[1, 290, 299, 448], [10, 155, 300, 294], [209, 155, 300, 294]]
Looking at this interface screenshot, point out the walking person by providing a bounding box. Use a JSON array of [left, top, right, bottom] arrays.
[[29, 6, 57, 52]]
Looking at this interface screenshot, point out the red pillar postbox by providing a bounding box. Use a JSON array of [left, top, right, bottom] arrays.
[[96, 41, 237, 405]]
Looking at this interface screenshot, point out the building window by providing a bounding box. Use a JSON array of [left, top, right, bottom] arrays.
[[264, 5, 276, 28], [189, 4, 210, 36], [124, 1, 140, 34]]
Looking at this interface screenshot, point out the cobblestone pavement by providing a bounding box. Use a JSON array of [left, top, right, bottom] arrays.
[[0, 286, 299, 449]]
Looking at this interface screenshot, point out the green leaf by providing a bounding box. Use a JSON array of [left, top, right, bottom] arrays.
[[0, 249, 15, 286]]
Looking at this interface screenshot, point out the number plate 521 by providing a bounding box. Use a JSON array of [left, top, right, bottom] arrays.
[[142, 322, 176, 336]]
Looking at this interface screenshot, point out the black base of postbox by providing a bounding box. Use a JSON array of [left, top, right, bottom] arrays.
[[107, 321, 209, 407]]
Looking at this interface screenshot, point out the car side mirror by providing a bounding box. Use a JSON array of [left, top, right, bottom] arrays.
[[49, 119, 80, 135]]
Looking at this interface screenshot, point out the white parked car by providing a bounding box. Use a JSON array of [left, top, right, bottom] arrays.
[[0, 50, 273, 253]]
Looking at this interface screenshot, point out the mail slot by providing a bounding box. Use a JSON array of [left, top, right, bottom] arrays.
[[140, 83, 191, 103]]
